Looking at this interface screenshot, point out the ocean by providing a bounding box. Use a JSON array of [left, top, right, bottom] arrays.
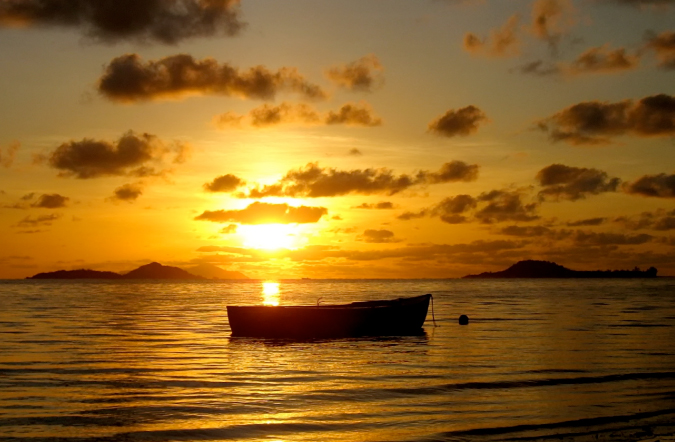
[[1, 278, 674, 441]]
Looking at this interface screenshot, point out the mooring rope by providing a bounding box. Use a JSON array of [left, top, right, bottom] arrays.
[[430, 294, 438, 327]]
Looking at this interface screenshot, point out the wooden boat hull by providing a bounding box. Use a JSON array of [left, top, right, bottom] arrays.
[[227, 294, 432, 339]]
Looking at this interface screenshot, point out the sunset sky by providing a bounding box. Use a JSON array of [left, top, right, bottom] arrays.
[[1, 0, 674, 279]]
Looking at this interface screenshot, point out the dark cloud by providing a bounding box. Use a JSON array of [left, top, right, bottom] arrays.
[[530, 0, 577, 54], [623, 173, 675, 198], [0, 0, 245, 44], [399, 190, 537, 224], [357, 229, 402, 244], [568, 45, 639, 75], [0, 141, 19, 168], [536, 164, 621, 201], [47, 131, 186, 179], [604, 0, 673, 8], [475, 189, 539, 224], [15, 213, 61, 227], [513, 60, 561, 76], [463, 14, 520, 57], [195, 202, 328, 225], [348, 148, 363, 156], [325, 103, 383, 127], [326, 54, 384, 92], [500, 225, 558, 237], [241, 160, 479, 198], [645, 31, 675, 70], [109, 183, 143, 202], [428, 105, 488, 137], [215, 102, 381, 129], [98, 54, 326, 103], [573, 230, 654, 245], [566, 217, 607, 226], [615, 209, 675, 231], [203, 174, 245, 192], [536, 94, 675, 145], [31, 194, 69, 209], [353, 201, 395, 210]]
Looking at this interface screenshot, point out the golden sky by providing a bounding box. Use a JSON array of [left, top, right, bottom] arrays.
[[1, 0, 674, 279]]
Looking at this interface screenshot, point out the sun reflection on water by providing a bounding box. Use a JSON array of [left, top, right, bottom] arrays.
[[262, 282, 280, 306]]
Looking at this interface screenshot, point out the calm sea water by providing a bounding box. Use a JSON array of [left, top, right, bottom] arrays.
[[1, 279, 675, 441]]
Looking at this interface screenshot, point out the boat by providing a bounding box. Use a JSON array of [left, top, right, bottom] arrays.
[[227, 294, 433, 339]]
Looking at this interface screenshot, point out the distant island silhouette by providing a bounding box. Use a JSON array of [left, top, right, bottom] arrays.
[[463, 260, 658, 279], [28, 262, 249, 280]]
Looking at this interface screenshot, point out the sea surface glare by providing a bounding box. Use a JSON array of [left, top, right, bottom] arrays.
[[1, 279, 675, 441]]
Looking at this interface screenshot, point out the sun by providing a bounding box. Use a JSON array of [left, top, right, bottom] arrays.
[[238, 224, 300, 250]]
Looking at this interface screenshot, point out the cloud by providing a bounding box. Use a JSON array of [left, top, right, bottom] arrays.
[[475, 189, 540, 224], [98, 54, 327, 103], [203, 174, 245, 192], [614, 209, 675, 230], [604, 0, 672, 9], [46, 131, 186, 179], [399, 189, 538, 224], [30, 194, 69, 208], [536, 164, 621, 201], [357, 229, 403, 244], [0, 141, 19, 168], [566, 217, 607, 226], [326, 103, 383, 127], [567, 45, 640, 75], [109, 183, 143, 202], [536, 94, 675, 145], [220, 224, 238, 234], [573, 230, 654, 245], [530, 0, 577, 54], [326, 54, 384, 92], [195, 202, 328, 225], [214, 102, 381, 128], [240, 160, 479, 198], [348, 148, 363, 156], [353, 201, 395, 210], [513, 59, 561, 76], [14, 213, 62, 227], [463, 14, 520, 58], [645, 31, 675, 70], [0, 0, 245, 44], [428, 105, 489, 137], [623, 173, 675, 198]]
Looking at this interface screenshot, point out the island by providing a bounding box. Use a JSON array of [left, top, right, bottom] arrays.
[[27, 262, 248, 280], [463, 260, 658, 279]]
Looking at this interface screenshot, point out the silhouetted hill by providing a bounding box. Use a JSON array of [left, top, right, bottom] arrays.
[[185, 263, 249, 280], [463, 260, 658, 278], [122, 262, 205, 280], [28, 269, 124, 279]]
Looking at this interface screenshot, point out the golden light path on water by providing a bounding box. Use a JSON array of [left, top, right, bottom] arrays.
[[262, 281, 281, 306]]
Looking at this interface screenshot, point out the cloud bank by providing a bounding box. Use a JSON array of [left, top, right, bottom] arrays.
[[195, 202, 328, 224], [0, 0, 245, 44]]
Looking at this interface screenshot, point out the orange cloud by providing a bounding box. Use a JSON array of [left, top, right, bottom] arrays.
[[30, 194, 69, 209], [428, 106, 489, 137], [567, 45, 640, 75], [325, 54, 384, 92], [536, 164, 621, 201], [109, 183, 144, 203], [645, 30, 675, 70], [357, 229, 403, 243], [195, 202, 328, 225], [463, 14, 520, 58], [214, 102, 381, 128], [0, 0, 244, 44], [203, 174, 245, 193], [0, 141, 19, 168], [536, 94, 675, 145], [530, 0, 577, 54], [46, 131, 187, 179], [623, 173, 675, 198], [98, 54, 327, 103], [241, 160, 479, 198]]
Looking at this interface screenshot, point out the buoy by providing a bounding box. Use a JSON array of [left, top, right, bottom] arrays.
[[459, 314, 469, 325]]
